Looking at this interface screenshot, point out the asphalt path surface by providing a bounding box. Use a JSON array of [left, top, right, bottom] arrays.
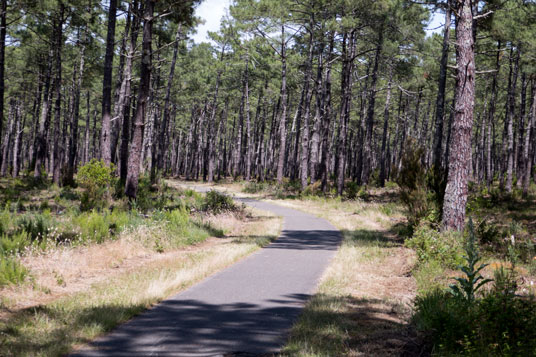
[[73, 189, 342, 356]]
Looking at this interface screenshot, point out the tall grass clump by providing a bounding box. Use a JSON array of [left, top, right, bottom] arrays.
[[0, 257, 28, 287]]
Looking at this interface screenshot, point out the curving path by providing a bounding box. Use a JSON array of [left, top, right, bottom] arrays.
[[74, 191, 342, 356]]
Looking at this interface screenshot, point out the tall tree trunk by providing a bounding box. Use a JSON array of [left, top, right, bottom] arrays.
[[522, 78, 535, 196], [0, 99, 14, 176], [64, 32, 86, 185], [84, 91, 90, 164], [119, 0, 141, 185], [52, 2, 65, 185], [361, 25, 383, 185], [276, 24, 287, 184], [505, 47, 519, 193], [320, 32, 334, 192], [336, 31, 355, 195], [379, 70, 393, 187], [125, 0, 154, 200], [432, 7, 451, 173], [516, 71, 527, 188], [244, 52, 252, 181], [300, 26, 315, 190], [442, 0, 475, 231], [100, 0, 118, 165], [34, 51, 53, 179], [12, 102, 23, 178], [0, 0, 6, 170], [486, 41, 501, 187], [157, 24, 182, 174]]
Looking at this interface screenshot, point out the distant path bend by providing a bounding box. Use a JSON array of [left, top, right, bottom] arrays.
[[75, 189, 342, 356]]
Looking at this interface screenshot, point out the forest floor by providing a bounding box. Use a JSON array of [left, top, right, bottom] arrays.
[[175, 180, 418, 356], [0, 179, 281, 357]]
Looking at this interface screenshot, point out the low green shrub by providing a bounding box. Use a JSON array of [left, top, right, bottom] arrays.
[[405, 224, 464, 269], [344, 182, 360, 200], [74, 209, 130, 243], [160, 208, 211, 246], [0, 257, 28, 286], [16, 212, 53, 241], [0, 231, 31, 256], [243, 181, 266, 194], [202, 190, 236, 214], [77, 159, 116, 211]]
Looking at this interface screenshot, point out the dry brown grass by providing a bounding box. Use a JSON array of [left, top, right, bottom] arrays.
[[177, 181, 417, 355], [0, 202, 282, 357]]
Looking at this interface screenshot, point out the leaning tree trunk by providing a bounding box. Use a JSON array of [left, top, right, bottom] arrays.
[[125, 0, 154, 200], [100, 0, 118, 165], [442, 0, 475, 231]]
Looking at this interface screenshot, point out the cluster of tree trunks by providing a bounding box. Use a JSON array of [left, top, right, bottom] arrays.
[[0, 0, 534, 232]]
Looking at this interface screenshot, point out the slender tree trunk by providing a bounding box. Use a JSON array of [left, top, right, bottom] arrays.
[[100, 0, 118, 165], [52, 2, 65, 185], [157, 24, 182, 174], [361, 25, 383, 185], [432, 7, 451, 173], [379, 70, 393, 187], [522, 78, 535, 196], [300, 26, 315, 190], [0, 99, 14, 176], [125, 0, 154, 200], [0, 0, 6, 169], [487, 41, 501, 187], [244, 52, 252, 181], [320, 32, 334, 192], [12, 102, 23, 178], [64, 33, 86, 185], [505, 47, 520, 193], [276, 25, 287, 184], [516, 72, 527, 188], [84, 91, 90, 164], [442, 0, 475, 231], [119, 1, 141, 185]]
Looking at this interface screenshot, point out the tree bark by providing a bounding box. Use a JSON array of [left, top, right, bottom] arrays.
[[52, 2, 65, 185], [432, 7, 451, 173], [522, 78, 535, 196], [442, 0, 476, 231], [0, 0, 6, 170], [100, 0, 118, 165], [276, 25, 287, 184], [505, 47, 520, 193], [379, 70, 393, 187], [125, 0, 154, 200]]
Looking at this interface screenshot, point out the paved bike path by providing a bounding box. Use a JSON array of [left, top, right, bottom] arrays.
[[75, 193, 342, 356]]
